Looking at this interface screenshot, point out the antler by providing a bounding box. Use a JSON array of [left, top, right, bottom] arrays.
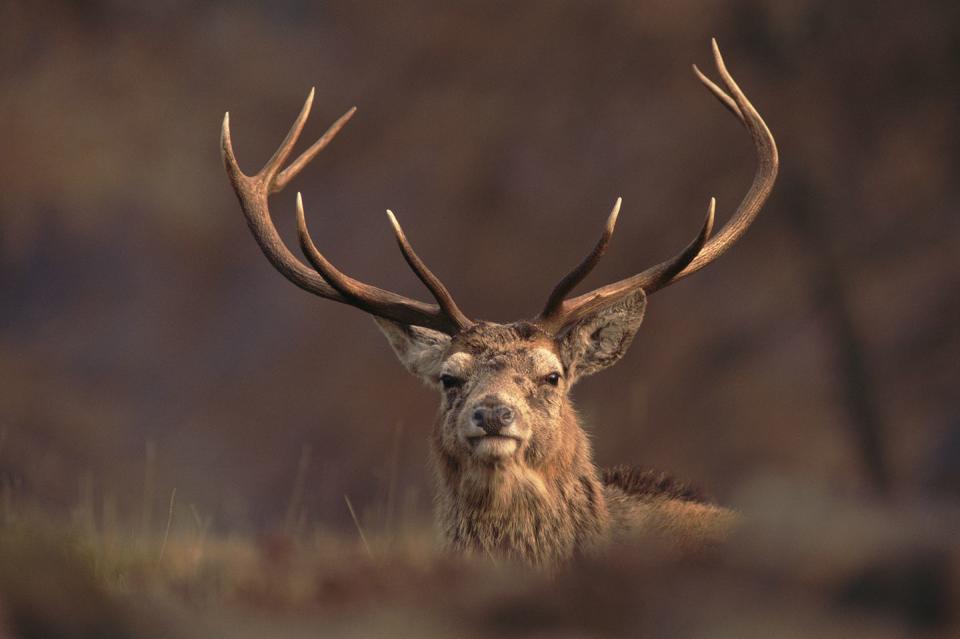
[[538, 39, 778, 330], [221, 89, 472, 334]]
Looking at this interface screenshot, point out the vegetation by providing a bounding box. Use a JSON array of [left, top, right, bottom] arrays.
[[1, 475, 958, 637]]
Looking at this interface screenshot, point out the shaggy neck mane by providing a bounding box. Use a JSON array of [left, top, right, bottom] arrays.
[[432, 410, 609, 567]]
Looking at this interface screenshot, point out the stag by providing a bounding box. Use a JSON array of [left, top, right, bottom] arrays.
[[221, 40, 777, 567]]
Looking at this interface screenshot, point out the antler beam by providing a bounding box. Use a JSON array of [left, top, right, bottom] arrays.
[[221, 89, 471, 334], [537, 39, 778, 330]]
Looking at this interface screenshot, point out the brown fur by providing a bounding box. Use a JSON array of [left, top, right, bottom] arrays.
[[380, 317, 737, 568], [601, 465, 707, 503], [433, 408, 609, 566]]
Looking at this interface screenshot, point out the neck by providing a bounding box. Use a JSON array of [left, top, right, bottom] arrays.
[[431, 413, 609, 567]]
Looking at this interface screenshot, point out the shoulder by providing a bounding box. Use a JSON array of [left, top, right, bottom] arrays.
[[600, 465, 708, 504], [600, 466, 736, 550]]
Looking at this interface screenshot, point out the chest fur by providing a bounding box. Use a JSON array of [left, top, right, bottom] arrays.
[[433, 457, 609, 566]]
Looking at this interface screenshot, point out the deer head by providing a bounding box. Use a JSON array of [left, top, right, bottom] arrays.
[[221, 40, 777, 561]]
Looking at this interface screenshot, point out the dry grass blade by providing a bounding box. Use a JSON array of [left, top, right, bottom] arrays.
[[285, 444, 312, 535], [158, 487, 176, 563], [344, 494, 374, 560]]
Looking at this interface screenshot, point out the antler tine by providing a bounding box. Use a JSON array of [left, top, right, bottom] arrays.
[[295, 194, 469, 333], [692, 64, 742, 123], [259, 88, 316, 186], [294, 193, 378, 309], [386, 210, 473, 330], [276, 106, 357, 192], [536, 39, 776, 331], [221, 92, 468, 334], [631, 197, 715, 295], [540, 199, 714, 329], [221, 112, 242, 181], [676, 38, 778, 279], [540, 198, 621, 320]]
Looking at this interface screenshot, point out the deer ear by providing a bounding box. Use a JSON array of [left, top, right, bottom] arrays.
[[559, 289, 647, 380], [374, 318, 451, 382]]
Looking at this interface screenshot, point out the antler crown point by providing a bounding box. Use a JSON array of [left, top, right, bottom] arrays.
[[607, 198, 622, 231], [385, 209, 403, 234]]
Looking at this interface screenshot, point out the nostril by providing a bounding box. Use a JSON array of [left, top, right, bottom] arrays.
[[472, 404, 514, 433]]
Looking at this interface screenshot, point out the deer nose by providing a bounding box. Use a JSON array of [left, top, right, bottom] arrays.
[[471, 402, 515, 434]]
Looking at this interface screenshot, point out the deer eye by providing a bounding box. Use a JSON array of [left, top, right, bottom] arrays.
[[440, 374, 464, 390], [543, 372, 562, 386]]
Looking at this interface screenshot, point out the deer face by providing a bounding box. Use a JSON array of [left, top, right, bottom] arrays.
[[376, 290, 647, 467], [436, 324, 566, 464]]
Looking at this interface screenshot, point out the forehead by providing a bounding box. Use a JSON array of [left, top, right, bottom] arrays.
[[445, 322, 561, 370]]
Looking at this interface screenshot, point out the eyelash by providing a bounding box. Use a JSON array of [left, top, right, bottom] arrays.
[[440, 372, 562, 389], [440, 374, 464, 390]]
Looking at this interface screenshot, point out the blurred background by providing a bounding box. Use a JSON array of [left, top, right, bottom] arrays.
[[1, 0, 958, 537]]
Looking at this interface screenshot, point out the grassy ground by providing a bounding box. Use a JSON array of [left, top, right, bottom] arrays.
[[1, 475, 958, 638]]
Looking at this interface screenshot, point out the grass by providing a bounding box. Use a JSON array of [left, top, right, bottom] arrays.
[[0, 464, 958, 638]]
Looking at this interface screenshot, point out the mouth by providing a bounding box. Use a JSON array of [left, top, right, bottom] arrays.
[[466, 434, 523, 445], [465, 433, 524, 458]]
